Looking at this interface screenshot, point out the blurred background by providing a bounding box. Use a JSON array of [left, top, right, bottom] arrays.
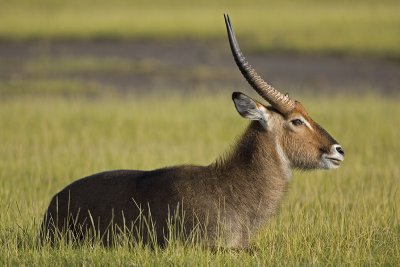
[[0, 0, 399, 97], [0, 1, 399, 265]]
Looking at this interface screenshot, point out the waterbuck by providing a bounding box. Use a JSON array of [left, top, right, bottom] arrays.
[[40, 15, 345, 248]]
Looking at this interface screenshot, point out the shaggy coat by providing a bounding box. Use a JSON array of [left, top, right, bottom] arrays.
[[40, 15, 344, 248]]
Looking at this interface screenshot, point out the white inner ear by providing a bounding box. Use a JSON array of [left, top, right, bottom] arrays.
[[233, 95, 269, 128], [254, 105, 269, 129]]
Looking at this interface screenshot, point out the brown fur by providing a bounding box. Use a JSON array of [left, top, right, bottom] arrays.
[[40, 98, 341, 248]]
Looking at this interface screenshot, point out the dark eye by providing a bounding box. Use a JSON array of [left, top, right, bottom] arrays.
[[291, 119, 304, 126]]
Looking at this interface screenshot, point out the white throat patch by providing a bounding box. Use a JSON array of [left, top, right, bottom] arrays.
[[275, 142, 292, 181]]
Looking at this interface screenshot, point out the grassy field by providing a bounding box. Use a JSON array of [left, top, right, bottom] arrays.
[[0, 92, 399, 266], [0, 0, 399, 57], [0, 1, 399, 264]]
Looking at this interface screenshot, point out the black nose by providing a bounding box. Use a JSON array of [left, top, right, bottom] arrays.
[[336, 146, 345, 156]]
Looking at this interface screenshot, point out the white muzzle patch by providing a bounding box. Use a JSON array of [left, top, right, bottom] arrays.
[[320, 144, 344, 169]]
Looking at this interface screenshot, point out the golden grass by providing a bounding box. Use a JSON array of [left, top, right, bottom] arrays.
[[0, 92, 399, 265], [0, 0, 399, 57]]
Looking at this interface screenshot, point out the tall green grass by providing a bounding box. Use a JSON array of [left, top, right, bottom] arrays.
[[1, 0, 399, 57], [0, 92, 399, 265]]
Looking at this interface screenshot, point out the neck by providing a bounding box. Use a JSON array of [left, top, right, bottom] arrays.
[[213, 121, 291, 181], [209, 121, 291, 231]]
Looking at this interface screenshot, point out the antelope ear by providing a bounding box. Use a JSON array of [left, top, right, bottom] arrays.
[[232, 92, 269, 125]]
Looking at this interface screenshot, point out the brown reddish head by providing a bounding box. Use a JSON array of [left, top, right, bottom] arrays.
[[225, 15, 344, 170]]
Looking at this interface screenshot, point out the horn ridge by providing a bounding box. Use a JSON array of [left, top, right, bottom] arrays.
[[224, 14, 295, 114]]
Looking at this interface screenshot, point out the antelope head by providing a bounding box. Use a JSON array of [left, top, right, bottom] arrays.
[[225, 15, 345, 170]]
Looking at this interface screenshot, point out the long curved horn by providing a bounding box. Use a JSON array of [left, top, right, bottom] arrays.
[[224, 14, 295, 114]]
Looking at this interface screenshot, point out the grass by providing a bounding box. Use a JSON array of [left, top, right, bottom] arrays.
[[0, 0, 399, 57], [1, 1, 398, 262], [0, 91, 399, 266]]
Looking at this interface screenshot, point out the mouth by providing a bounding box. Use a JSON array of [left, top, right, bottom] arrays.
[[321, 154, 344, 169], [326, 157, 342, 166], [320, 144, 345, 170]]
